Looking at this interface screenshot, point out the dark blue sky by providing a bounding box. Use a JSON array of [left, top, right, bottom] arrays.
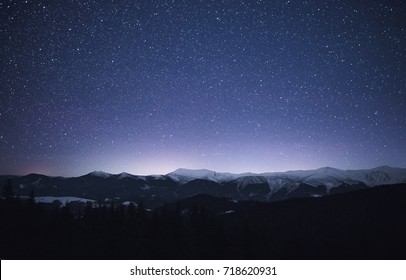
[[1, 0, 405, 176]]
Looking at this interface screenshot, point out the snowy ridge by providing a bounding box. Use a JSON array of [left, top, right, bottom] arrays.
[[35, 196, 95, 205], [85, 167, 406, 190], [117, 172, 135, 180], [167, 166, 406, 192], [167, 168, 253, 183], [272, 166, 406, 189], [3, 166, 406, 208], [88, 171, 112, 178], [261, 166, 406, 190]]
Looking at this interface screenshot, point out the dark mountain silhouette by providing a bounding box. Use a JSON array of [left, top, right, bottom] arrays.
[[1, 166, 405, 208]]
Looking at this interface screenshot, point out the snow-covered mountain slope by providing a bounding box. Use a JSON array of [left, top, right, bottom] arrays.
[[35, 196, 95, 205], [116, 172, 135, 180], [344, 166, 406, 186], [168, 166, 406, 194], [83, 166, 406, 189], [2, 166, 405, 208], [261, 166, 406, 190], [167, 168, 253, 183], [87, 171, 112, 178]]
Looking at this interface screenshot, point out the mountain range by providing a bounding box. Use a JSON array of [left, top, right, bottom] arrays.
[[1, 166, 406, 208]]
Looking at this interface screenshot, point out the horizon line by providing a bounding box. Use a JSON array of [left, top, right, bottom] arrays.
[[1, 165, 403, 178]]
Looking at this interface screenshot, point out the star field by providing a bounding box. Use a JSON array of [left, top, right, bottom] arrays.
[[1, 0, 405, 176]]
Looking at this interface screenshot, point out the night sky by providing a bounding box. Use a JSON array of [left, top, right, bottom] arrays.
[[1, 0, 405, 176]]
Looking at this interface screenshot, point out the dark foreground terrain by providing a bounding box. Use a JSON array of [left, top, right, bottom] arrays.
[[1, 183, 405, 259]]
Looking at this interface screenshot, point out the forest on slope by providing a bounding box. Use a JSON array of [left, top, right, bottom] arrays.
[[1, 181, 405, 259]]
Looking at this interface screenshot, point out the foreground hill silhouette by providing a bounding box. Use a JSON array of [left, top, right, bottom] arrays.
[[1, 181, 405, 259]]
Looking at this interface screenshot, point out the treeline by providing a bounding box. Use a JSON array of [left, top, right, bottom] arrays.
[[0, 192, 229, 259], [1, 180, 406, 259]]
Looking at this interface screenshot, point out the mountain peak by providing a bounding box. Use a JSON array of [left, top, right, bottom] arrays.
[[88, 171, 111, 178], [167, 168, 244, 183], [313, 166, 342, 175], [316, 166, 340, 171], [373, 165, 395, 171], [168, 168, 216, 180], [170, 168, 214, 175], [117, 172, 134, 179]]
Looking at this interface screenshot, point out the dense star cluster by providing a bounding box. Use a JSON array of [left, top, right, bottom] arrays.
[[1, 0, 405, 176]]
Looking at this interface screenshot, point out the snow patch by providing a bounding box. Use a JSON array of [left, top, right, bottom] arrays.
[[122, 201, 138, 206], [117, 172, 134, 179], [35, 196, 95, 205], [168, 168, 253, 183], [89, 171, 111, 178]]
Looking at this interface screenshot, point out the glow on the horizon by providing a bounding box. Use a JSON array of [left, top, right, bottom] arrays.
[[1, 1, 405, 177]]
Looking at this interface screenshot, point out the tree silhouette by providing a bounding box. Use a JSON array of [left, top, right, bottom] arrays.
[[28, 189, 36, 206], [1, 179, 14, 200]]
